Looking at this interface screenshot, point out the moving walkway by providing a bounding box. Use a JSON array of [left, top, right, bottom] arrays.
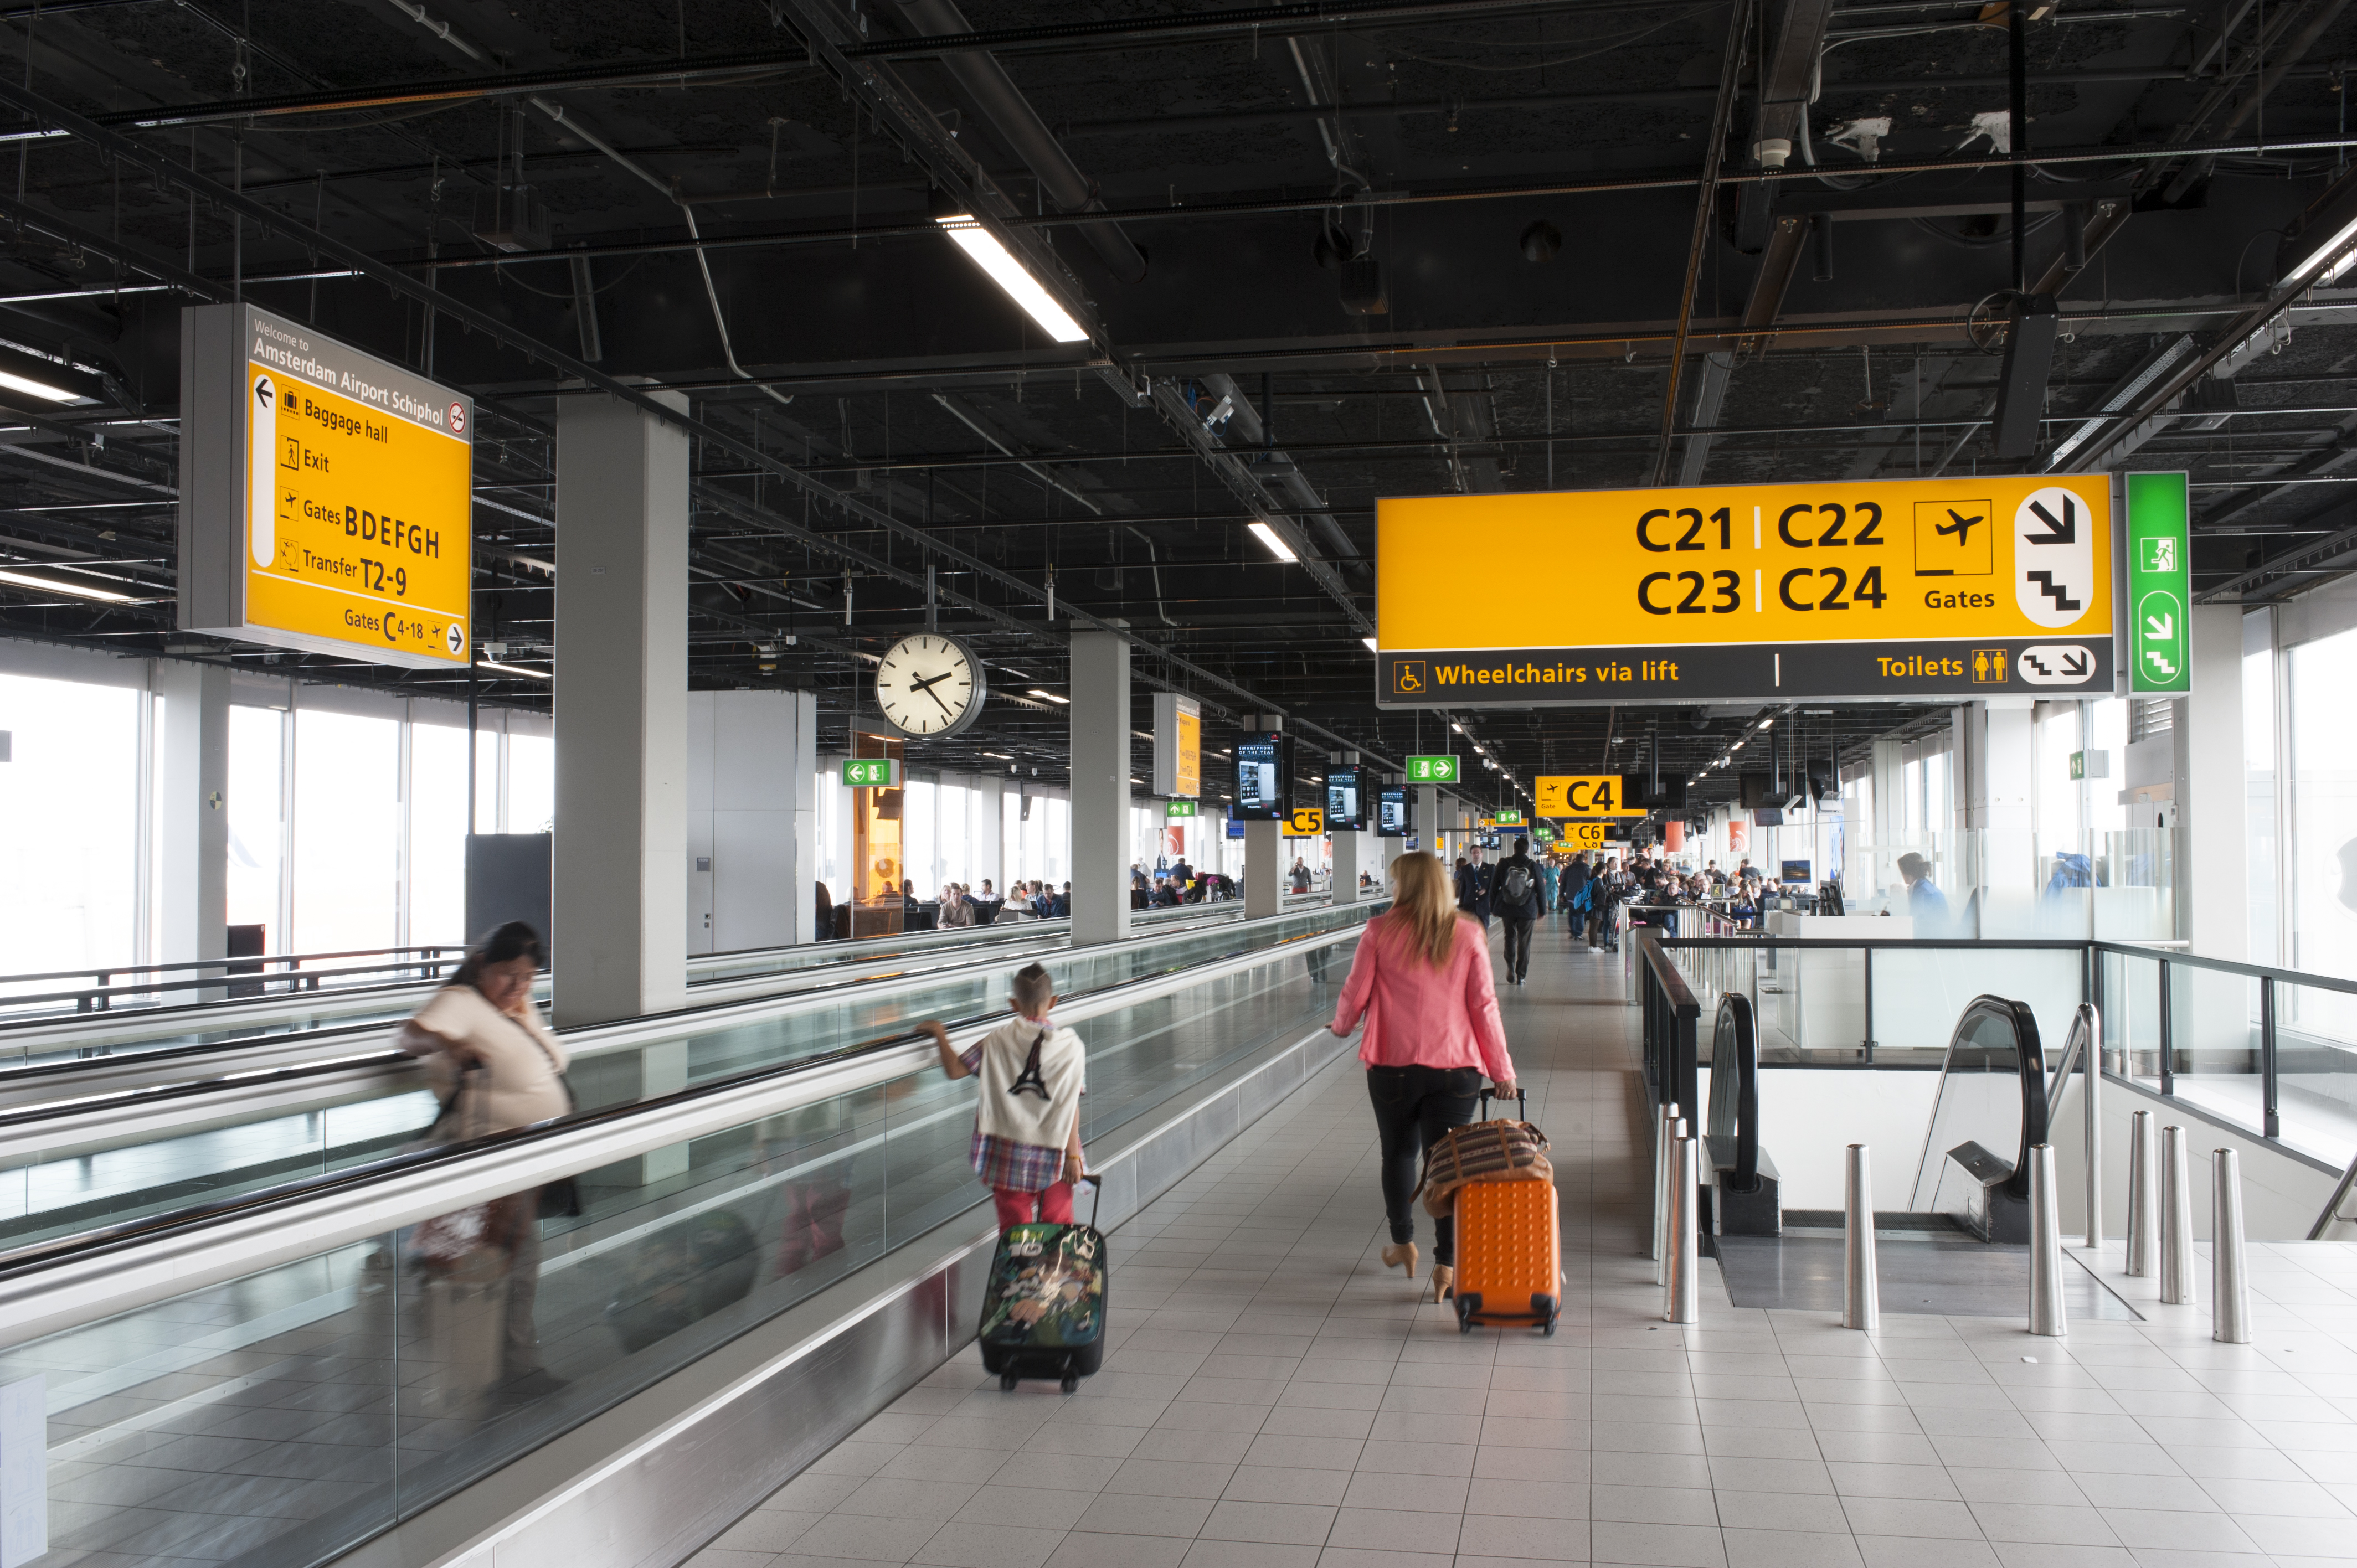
[[0, 903, 1372, 1257], [0, 896, 1373, 1568]]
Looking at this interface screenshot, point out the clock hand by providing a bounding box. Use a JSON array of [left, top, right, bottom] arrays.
[[924, 684, 955, 716], [907, 669, 954, 694]]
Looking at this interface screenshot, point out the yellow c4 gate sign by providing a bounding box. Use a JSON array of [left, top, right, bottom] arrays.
[[1376, 476, 2113, 703], [178, 304, 472, 669], [1535, 776, 1650, 818]]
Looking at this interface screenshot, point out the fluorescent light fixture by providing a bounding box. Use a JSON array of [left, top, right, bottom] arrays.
[[934, 215, 1089, 343], [0, 368, 79, 404], [1028, 688, 1070, 705], [478, 659, 552, 681], [984, 752, 1013, 760], [2290, 212, 2357, 285], [1362, 637, 1378, 652], [1247, 520, 1298, 563], [1451, 723, 1464, 734], [0, 567, 133, 602]]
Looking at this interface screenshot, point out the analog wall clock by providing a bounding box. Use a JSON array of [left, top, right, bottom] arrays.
[[874, 632, 987, 739]]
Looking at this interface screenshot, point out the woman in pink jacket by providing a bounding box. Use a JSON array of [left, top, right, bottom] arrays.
[[1330, 851, 1517, 1301]]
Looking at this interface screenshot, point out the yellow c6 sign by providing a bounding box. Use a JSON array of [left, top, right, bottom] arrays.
[[1376, 476, 2113, 704], [1535, 776, 1649, 818], [179, 304, 472, 669], [1561, 822, 1610, 850], [1283, 806, 1325, 838]]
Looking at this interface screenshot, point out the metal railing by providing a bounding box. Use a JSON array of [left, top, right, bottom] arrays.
[[0, 944, 465, 1016]]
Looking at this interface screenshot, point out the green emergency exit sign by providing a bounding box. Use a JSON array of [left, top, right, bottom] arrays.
[[1494, 808, 1525, 825], [1406, 755, 1460, 783], [842, 757, 900, 787], [1165, 799, 1198, 818], [2127, 472, 2189, 694]]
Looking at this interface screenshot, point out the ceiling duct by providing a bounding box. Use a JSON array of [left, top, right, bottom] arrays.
[[892, 0, 1148, 285]]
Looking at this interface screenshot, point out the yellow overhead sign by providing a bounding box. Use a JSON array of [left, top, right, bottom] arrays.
[[179, 304, 472, 669], [1535, 775, 1650, 817], [1283, 806, 1325, 838], [1562, 822, 1609, 850], [1376, 476, 2113, 703]]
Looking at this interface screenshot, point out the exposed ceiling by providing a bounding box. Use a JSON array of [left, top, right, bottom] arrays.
[[0, 0, 2348, 816]]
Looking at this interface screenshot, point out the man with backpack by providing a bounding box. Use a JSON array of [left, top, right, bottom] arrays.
[[1491, 838, 1543, 985]]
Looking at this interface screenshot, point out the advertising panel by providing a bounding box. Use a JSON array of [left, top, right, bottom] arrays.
[[1326, 767, 1364, 831], [1376, 787, 1409, 837], [178, 303, 472, 668], [1233, 730, 1288, 820], [1377, 476, 2114, 703]]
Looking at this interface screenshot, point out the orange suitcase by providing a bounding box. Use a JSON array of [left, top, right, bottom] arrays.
[[1453, 1177, 1562, 1334]]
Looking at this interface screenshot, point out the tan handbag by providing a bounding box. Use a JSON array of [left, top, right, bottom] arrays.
[[1417, 1089, 1552, 1216]]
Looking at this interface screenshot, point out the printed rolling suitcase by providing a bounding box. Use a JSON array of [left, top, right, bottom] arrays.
[[978, 1179, 1107, 1393], [1450, 1096, 1563, 1335]]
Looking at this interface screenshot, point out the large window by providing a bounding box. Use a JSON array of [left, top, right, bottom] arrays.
[[2287, 626, 2357, 979], [509, 733, 554, 835], [291, 709, 401, 955], [0, 672, 141, 979], [905, 778, 938, 894], [410, 722, 470, 946], [225, 704, 286, 942]]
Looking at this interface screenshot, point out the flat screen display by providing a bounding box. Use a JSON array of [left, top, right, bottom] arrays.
[[1233, 731, 1287, 819], [1376, 787, 1409, 838], [1325, 767, 1363, 832], [1781, 859, 1813, 883], [1226, 816, 1246, 839]]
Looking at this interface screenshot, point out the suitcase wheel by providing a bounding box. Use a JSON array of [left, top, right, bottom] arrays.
[[1542, 1316, 1560, 1337], [1455, 1293, 1478, 1334], [1059, 1371, 1079, 1394], [1000, 1372, 1020, 1391]]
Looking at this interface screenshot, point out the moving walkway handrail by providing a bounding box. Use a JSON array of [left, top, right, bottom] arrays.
[[1706, 992, 1761, 1192], [0, 905, 1379, 1348], [0, 900, 1372, 1129], [1635, 930, 1701, 1126], [1908, 994, 2048, 1208]]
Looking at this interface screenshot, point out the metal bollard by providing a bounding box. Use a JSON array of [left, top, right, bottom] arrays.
[[2213, 1148, 2251, 1344], [1653, 1105, 1683, 1281], [1843, 1143, 1879, 1333], [2029, 1143, 2068, 1338], [1664, 1134, 1700, 1324], [2126, 1110, 2156, 1277], [2160, 1124, 2196, 1306], [2083, 1015, 2103, 1251]]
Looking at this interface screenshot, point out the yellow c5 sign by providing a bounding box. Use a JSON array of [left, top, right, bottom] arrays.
[[1535, 775, 1650, 817], [1376, 476, 2113, 704], [1283, 806, 1326, 838], [179, 304, 473, 669]]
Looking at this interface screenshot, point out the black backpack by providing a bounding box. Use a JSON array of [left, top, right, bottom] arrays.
[[1497, 862, 1535, 906]]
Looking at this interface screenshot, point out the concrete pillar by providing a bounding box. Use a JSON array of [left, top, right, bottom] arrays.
[[1070, 624, 1131, 945], [2176, 605, 2247, 958], [155, 661, 230, 969], [1962, 699, 2035, 901], [685, 690, 817, 955], [1417, 785, 1439, 857], [1332, 830, 1367, 904], [974, 772, 1006, 895], [1871, 737, 1905, 848], [553, 390, 689, 1027], [1244, 819, 1282, 917]]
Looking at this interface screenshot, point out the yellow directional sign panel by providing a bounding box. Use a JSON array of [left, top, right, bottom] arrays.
[[1376, 477, 2113, 704], [1283, 806, 1325, 838], [178, 304, 472, 669], [1535, 775, 1650, 817], [1562, 822, 1609, 850]]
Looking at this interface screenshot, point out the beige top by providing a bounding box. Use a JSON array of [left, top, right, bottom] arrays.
[[399, 984, 572, 1133]]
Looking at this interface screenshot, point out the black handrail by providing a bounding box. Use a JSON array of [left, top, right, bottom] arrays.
[[1635, 930, 1700, 1134], [0, 909, 1378, 1280], [1943, 994, 2049, 1203], [1707, 992, 1761, 1193]]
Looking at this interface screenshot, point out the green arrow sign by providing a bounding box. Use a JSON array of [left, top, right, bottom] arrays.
[[841, 757, 901, 787], [2127, 472, 2189, 694], [1165, 799, 1199, 818], [1406, 754, 1461, 783]]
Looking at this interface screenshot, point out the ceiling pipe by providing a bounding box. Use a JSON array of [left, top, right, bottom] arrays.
[[891, 0, 1149, 285]]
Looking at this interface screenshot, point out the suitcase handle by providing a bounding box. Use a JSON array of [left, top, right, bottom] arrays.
[[1479, 1086, 1527, 1121], [1075, 1174, 1103, 1230]]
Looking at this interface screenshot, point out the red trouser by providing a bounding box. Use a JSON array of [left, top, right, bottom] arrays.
[[993, 1180, 1075, 1231]]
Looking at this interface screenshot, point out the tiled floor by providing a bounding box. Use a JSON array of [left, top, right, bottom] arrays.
[[696, 912, 2357, 1568]]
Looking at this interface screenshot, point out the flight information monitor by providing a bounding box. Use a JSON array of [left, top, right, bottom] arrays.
[[1326, 766, 1363, 831], [1233, 730, 1288, 819]]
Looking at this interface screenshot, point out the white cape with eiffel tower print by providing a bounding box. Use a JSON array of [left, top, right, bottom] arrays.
[[970, 1018, 1086, 1152]]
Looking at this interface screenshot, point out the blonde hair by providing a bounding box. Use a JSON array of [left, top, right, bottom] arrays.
[[1387, 852, 1461, 968]]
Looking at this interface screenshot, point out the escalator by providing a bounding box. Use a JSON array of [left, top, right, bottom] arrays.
[[1695, 990, 2137, 1318], [0, 901, 1372, 1568], [0, 903, 1375, 1255]]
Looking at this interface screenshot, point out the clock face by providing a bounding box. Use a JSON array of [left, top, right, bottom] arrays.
[[875, 633, 986, 739]]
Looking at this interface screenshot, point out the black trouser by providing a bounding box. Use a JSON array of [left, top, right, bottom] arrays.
[[1500, 914, 1535, 981], [1367, 1065, 1484, 1264]]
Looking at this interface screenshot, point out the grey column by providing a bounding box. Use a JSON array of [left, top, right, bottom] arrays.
[[1070, 623, 1131, 946], [155, 660, 230, 971], [685, 689, 817, 954], [1244, 820, 1283, 917], [553, 390, 689, 1027], [974, 772, 1006, 894], [1332, 829, 1366, 904], [1417, 785, 1439, 857]]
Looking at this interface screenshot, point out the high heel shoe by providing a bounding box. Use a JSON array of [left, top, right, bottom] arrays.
[[1430, 1264, 1455, 1303], [1381, 1242, 1418, 1278]]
